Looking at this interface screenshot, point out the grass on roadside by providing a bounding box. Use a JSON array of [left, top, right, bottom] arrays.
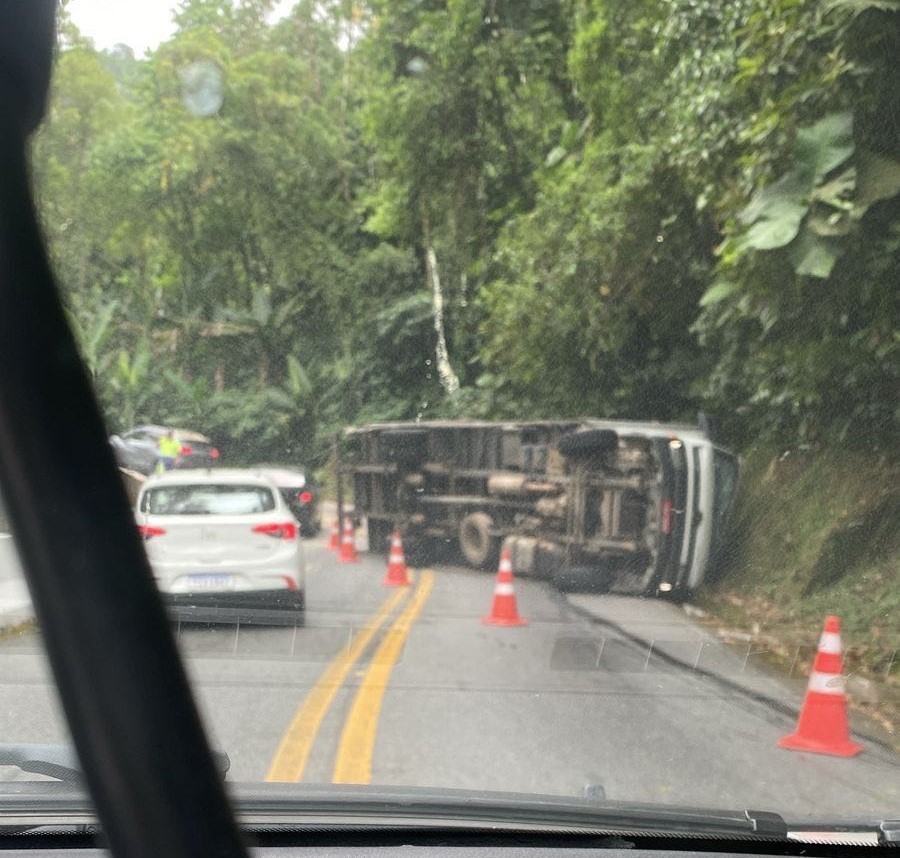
[[699, 442, 898, 742]]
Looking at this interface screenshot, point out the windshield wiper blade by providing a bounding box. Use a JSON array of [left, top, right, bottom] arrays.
[[0, 745, 83, 784], [224, 783, 789, 839], [0, 744, 230, 784], [2, 782, 895, 845]]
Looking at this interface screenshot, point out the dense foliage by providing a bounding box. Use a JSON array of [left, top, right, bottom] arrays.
[[32, 0, 899, 466]]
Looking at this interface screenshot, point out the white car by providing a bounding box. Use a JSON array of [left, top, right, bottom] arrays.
[[135, 469, 306, 623]]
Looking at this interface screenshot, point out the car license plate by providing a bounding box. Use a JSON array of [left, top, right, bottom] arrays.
[[187, 574, 234, 590]]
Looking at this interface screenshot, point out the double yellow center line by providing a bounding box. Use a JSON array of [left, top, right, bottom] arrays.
[[332, 570, 434, 783], [266, 569, 434, 784]]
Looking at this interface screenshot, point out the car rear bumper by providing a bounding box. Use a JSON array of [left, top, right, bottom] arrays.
[[163, 588, 304, 625]]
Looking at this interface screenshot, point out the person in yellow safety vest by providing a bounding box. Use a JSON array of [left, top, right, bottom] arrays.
[[156, 429, 182, 474]]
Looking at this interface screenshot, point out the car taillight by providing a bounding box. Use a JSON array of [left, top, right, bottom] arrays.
[[138, 525, 166, 540], [298, 490, 313, 504], [252, 522, 297, 540], [179, 444, 192, 455], [661, 499, 673, 535], [210, 448, 220, 459]]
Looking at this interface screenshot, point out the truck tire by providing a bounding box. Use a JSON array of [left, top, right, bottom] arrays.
[[459, 512, 498, 569], [553, 565, 613, 594], [556, 429, 618, 458], [379, 429, 428, 466]]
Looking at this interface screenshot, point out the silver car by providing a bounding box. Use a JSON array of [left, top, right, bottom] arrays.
[[111, 425, 221, 475], [135, 469, 305, 624]]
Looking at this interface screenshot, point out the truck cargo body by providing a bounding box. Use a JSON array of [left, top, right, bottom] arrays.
[[343, 420, 738, 597]]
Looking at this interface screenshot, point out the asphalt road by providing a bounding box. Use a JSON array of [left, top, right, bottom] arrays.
[[0, 531, 897, 822]]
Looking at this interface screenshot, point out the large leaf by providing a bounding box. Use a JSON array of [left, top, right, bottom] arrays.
[[86, 300, 119, 359], [794, 113, 854, 184], [788, 229, 843, 279], [273, 295, 302, 331], [737, 115, 854, 254], [738, 199, 808, 250], [824, 0, 900, 14], [251, 287, 272, 327], [699, 281, 738, 306], [738, 171, 809, 226], [374, 292, 432, 338], [285, 355, 313, 400]]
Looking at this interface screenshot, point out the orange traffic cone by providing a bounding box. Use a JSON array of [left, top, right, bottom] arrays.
[[337, 515, 359, 564], [383, 530, 411, 587], [779, 615, 863, 757], [482, 549, 527, 627], [327, 519, 340, 551]]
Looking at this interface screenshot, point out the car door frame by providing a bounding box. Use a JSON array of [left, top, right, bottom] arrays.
[[0, 5, 247, 855]]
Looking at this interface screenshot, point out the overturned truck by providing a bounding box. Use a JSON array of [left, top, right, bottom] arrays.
[[343, 419, 738, 597]]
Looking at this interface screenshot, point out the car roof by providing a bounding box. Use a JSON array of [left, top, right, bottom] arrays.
[[170, 428, 212, 443], [140, 468, 276, 487], [251, 465, 309, 486]]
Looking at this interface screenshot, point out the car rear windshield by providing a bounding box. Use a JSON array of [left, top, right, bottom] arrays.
[[140, 484, 276, 515]]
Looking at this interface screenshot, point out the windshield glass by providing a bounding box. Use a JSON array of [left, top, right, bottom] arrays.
[[141, 484, 277, 515], [1, 0, 897, 834], [710, 449, 739, 561]]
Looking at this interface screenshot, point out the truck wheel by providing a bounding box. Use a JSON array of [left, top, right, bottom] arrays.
[[556, 429, 618, 458], [459, 512, 498, 569], [553, 565, 613, 594]]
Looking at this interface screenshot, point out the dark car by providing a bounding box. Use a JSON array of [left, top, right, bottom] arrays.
[[252, 466, 321, 537], [110, 425, 220, 475]]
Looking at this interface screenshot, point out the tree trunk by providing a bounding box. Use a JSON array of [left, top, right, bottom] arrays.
[[421, 207, 460, 396], [425, 247, 459, 395]]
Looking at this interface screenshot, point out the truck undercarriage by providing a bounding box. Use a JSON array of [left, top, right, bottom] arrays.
[[342, 420, 691, 597]]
